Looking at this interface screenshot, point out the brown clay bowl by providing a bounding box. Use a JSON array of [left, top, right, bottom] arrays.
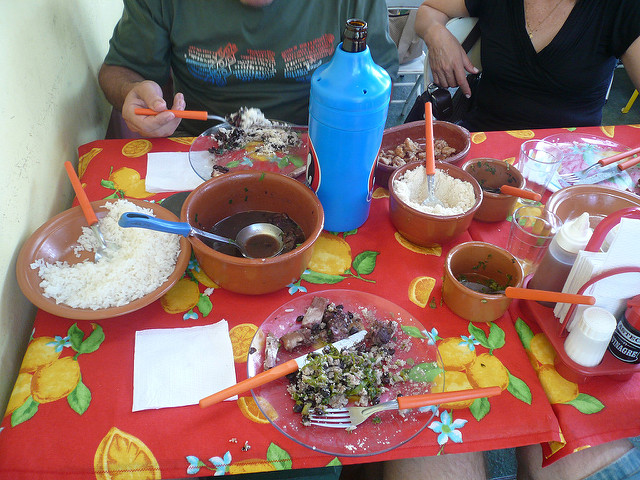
[[545, 184, 640, 228], [443, 241, 524, 323], [461, 158, 526, 222], [388, 161, 482, 246], [181, 171, 324, 295], [16, 199, 191, 320], [376, 120, 471, 187]]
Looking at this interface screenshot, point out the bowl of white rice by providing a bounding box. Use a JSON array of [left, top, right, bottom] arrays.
[[16, 199, 191, 320], [388, 162, 482, 246]]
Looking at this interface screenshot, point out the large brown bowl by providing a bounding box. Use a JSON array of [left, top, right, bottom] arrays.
[[16, 199, 191, 320], [545, 184, 640, 226], [443, 241, 524, 323], [376, 120, 471, 187], [461, 158, 526, 222], [388, 162, 482, 246], [181, 171, 324, 295]]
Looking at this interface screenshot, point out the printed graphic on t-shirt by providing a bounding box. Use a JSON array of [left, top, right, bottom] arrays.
[[185, 34, 335, 86]]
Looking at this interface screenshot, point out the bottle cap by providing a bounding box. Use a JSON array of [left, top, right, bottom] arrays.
[[626, 294, 640, 330], [578, 306, 617, 341], [555, 212, 593, 253]]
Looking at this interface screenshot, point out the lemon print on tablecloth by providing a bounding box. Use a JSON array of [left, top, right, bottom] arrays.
[[307, 232, 352, 275], [19, 336, 61, 373], [31, 356, 81, 403], [161, 277, 200, 314], [471, 132, 486, 144], [372, 187, 389, 199], [168, 136, 196, 145], [506, 130, 535, 140], [4, 372, 32, 418], [78, 147, 103, 178], [237, 396, 279, 424], [229, 323, 259, 363], [537, 365, 579, 404], [466, 353, 510, 391], [527, 333, 556, 372], [228, 459, 277, 475], [504, 156, 516, 165], [432, 371, 475, 410], [408, 276, 436, 308], [394, 232, 442, 256], [107, 167, 153, 199], [437, 337, 476, 371], [94, 426, 161, 480], [190, 266, 219, 288], [600, 125, 615, 138], [122, 139, 153, 158]]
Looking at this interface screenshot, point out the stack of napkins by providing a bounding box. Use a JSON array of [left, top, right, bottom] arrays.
[[556, 218, 640, 330], [132, 321, 237, 411], [145, 151, 204, 193]]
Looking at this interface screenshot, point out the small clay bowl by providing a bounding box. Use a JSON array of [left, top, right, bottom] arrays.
[[181, 171, 324, 295], [388, 162, 482, 246], [461, 158, 525, 222], [376, 120, 471, 187], [443, 241, 524, 323]]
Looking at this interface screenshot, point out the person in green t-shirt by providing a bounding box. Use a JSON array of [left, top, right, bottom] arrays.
[[99, 0, 399, 137]]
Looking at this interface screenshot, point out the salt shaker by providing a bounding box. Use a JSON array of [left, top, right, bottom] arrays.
[[564, 306, 617, 367]]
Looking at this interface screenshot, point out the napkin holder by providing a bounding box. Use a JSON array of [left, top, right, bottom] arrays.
[[516, 207, 640, 383]]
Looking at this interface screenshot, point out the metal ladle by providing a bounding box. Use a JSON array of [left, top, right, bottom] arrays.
[[118, 212, 284, 259]]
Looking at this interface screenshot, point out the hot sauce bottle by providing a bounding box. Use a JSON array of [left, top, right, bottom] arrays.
[[608, 294, 640, 363]]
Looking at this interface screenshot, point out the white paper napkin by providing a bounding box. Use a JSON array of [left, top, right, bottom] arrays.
[[145, 151, 204, 193], [132, 321, 237, 411]]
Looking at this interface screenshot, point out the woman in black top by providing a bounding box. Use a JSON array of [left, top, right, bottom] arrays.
[[415, 0, 640, 131]]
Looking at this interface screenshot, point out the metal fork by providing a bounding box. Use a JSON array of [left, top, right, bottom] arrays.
[[307, 387, 501, 428], [558, 146, 640, 185]]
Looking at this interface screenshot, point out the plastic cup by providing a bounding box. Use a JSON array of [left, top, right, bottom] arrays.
[[516, 140, 561, 204], [506, 206, 562, 276]]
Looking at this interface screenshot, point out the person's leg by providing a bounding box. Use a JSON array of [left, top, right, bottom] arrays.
[[516, 439, 636, 480], [382, 451, 487, 480]]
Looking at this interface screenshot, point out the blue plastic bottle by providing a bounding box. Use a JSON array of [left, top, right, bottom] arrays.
[[306, 19, 392, 232]]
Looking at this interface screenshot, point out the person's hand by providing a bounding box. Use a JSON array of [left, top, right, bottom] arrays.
[[426, 24, 479, 98], [121, 80, 186, 137]]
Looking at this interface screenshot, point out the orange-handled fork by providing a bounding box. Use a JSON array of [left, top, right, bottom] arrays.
[[64, 161, 108, 262], [308, 386, 502, 428], [134, 108, 226, 123]]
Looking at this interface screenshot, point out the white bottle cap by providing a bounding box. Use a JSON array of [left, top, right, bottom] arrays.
[[564, 306, 617, 367], [555, 212, 593, 253]]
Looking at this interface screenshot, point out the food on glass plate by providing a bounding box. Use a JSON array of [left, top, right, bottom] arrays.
[[30, 199, 180, 310], [263, 296, 411, 426], [378, 137, 457, 167]]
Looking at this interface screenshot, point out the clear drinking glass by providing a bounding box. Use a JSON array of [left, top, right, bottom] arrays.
[[516, 140, 562, 204]]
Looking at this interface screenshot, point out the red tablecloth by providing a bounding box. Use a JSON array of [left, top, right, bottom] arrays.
[[2, 124, 639, 479]]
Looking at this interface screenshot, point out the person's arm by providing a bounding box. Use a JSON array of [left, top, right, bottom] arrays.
[[415, 0, 478, 97], [621, 36, 640, 92], [98, 63, 185, 138]]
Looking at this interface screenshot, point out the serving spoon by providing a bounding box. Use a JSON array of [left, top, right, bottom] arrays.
[[134, 108, 226, 123], [118, 212, 284, 259], [482, 184, 542, 202], [421, 102, 444, 209]]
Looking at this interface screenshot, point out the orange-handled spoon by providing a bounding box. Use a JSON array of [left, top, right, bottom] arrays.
[[64, 161, 108, 261], [134, 108, 226, 123], [421, 102, 443, 207], [505, 287, 596, 305], [499, 185, 542, 201]]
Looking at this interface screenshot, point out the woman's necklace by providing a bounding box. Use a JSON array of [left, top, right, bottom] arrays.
[[525, 0, 566, 38]]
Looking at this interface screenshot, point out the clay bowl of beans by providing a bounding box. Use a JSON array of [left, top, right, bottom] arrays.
[[376, 120, 471, 188], [181, 171, 324, 295], [388, 161, 482, 246]]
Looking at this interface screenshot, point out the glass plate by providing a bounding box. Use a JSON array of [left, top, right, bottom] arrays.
[[543, 133, 633, 191], [189, 123, 309, 181], [247, 289, 442, 457]]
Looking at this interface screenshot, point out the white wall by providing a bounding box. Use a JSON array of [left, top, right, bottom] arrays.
[[1, 1, 124, 413]]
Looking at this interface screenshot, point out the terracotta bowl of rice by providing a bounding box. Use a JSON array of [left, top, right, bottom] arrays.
[[388, 161, 482, 246], [376, 120, 471, 188], [181, 171, 324, 295], [16, 199, 191, 320]]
